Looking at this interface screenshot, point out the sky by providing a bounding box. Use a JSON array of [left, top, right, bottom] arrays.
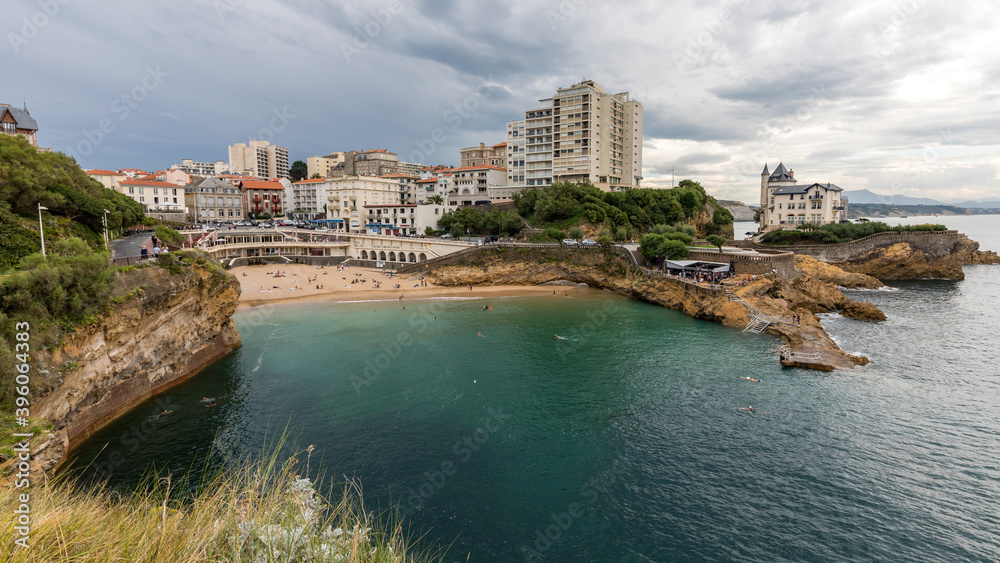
[[4, 0, 1000, 204]]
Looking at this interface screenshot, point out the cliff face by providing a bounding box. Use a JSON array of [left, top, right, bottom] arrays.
[[832, 241, 968, 280], [425, 248, 870, 370], [430, 258, 750, 327], [825, 234, 998, 280], [29, 261, 242, 475]]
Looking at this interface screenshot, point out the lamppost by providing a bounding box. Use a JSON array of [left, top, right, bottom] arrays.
[[103, 209, 111, 250], [38, 203, 48, 258]]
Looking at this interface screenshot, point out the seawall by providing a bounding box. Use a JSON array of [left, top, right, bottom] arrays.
[[732, 230, 993, 279], [28, 259, 243, 476]]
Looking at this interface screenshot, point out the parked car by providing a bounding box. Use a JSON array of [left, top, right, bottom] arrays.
[[441, 233, 454, 239], [562, 238, 578, 246], [581, 239, 598, 247]]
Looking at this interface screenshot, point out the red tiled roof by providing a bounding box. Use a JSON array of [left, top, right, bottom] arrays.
[[119, 179, 178, 187], [292, 178, 328, 184], [118, 168, 148, 174], [450, 165, 506, 172], [240, 180, 285, 190], [416, 177, 441, 183], [362, 149, 396, 154], [86, 169, 119, 175], [492, 141, 507, 148]]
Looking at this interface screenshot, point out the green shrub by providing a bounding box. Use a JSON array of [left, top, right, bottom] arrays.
[[155, 226, 184, 246], [543, 227, 566, 241], [0, 237, 115, 409]]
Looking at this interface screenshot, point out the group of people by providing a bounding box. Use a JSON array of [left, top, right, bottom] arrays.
[[140, 245, 170, 258]]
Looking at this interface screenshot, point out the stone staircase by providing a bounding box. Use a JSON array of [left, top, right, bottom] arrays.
[[726, 290, 771, 334]]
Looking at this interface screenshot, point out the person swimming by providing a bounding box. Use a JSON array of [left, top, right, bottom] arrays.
[[206, 401, 217, 408], [200, 397, 214, 402], [555, 334, 568, 340], [478, 332, 484, 338]]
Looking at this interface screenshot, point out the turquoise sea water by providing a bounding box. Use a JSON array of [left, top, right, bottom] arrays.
[[66, 218, 1000, 562]]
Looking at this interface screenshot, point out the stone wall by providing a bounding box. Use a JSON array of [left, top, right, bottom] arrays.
[[731, 230, 963, 262], [686, 249, 796, 278]]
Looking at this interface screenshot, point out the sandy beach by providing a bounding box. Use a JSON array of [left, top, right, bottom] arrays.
[[231, 263, 584, 308]]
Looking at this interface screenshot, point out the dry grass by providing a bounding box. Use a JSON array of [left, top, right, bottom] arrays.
[[1, 444, 443, 562]]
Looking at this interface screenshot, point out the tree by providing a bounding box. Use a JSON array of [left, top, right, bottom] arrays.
[[706, 234, 727, 253], [288, 161, 308, 182], [567, 226, 584, 240], [428, 195, 444, 205], [310, 173, 322, 179]]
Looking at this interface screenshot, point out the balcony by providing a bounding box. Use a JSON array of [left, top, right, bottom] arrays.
[[809, 195, 823, 200]]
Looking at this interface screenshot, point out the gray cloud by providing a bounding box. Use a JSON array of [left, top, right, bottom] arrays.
[[2, 0, 998, 202]]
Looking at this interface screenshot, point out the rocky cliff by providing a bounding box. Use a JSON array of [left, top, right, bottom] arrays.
[[20, 259, 242, 477], [827, 234, 996, 280], [424, 247, 872, 370]]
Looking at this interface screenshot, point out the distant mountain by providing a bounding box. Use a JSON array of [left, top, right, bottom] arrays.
[[843, 189, 948, 206], [951, 199, 1000, 209]]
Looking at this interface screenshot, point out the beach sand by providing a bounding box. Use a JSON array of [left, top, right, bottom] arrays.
[[232, 263, 584, 308]]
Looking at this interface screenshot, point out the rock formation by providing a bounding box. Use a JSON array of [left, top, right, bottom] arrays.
[[424, 247, 872, 371], [12, 259, 242, 479]]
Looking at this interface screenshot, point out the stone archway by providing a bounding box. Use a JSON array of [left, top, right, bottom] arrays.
[[408, 252, 416, 262], [419, 253, 427, 262], [360, 250, 368, 260], [389, 251, 397, 262], [379, 251, 386, 261]]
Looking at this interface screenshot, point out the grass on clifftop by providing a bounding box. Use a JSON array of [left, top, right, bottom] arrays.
[[1, 444, 444, 562], [759, 221, 947, 245]]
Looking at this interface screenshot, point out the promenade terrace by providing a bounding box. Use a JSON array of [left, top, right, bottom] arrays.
[[180, 227, 478, 267]]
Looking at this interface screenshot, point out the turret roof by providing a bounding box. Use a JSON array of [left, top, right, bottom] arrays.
[[768, 162, 795, 182]]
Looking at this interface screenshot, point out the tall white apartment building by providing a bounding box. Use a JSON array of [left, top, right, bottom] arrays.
[[506, 121, 526, 185], [170, 158, 228, 176], [506, 80, 643, 191], [228, 140, 290, 179]]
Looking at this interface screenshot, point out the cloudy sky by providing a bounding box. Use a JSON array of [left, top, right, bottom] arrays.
[[5, 0, 999, 203]]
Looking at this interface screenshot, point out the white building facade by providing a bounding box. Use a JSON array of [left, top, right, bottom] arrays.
[[229, 140, 290, 179], [505, 80, 643, 191], [758, 163, 848, 231]]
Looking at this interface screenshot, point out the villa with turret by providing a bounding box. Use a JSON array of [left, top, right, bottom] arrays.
[[758, 163, 848, 232]]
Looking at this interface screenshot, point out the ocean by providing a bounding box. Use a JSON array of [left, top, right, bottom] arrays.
[[66, 216, 1000, 562]]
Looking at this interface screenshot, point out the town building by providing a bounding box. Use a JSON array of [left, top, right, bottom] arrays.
[[379, 173, 421, 204], [414, 175, 454, 203], [460, 142, 506, 168], [506, 121, 526, 184], [119, 178, 186, 221], [0, 103, 38, 146], [363, 204, 451, 237], [324, 175, 406, 232], [397, 161, 423, 176], [86, 169, 126, 191], [446, 165, 507, 206], [170, 158, 228, 176], [506, 80, 643, 191], [239, 178, 289, 218], [307, 152, 346, 179], [758, 163, 848, 231], [184, 177, 243, 222], [287, 177, 335, 220], [228, 140, 290, 179]]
